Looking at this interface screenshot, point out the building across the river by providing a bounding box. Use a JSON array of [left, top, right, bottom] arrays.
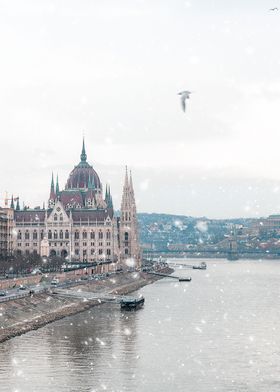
[[10, 139, 141, 269]]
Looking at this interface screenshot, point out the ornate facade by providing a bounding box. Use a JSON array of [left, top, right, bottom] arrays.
[[0, 209, 8, 258], [0, 207, 14, 258], [11, 140, 141, 269]]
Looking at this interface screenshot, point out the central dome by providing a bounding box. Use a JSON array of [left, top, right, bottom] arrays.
[[65, 140, 102, 190]]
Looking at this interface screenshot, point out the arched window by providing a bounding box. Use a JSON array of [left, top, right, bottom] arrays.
[[48, 230, 52, 240], [59, 230, 63, 239], [83, 231, 87, 239], [40, 230, 44, 240], [90, 231, 95, 239], [65, 230, 69, 239], [74, 231, 79, 240], [125, 232, 129, 241], [25, 231, 30, 240], [125, 212, 128, 221], [17, 231, 22, 240], [54, 213, 58, 221], [106, 231, 111, 240], [33, 231, 38, 240], [98, 231, 103, 239], [59, 214, 63, 221], [54, 230, 58, 239], [125, 248, 129, 254]]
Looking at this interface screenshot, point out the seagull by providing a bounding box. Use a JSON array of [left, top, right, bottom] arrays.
[[269, 7, 278, 11], [178, 90, 192, 112]]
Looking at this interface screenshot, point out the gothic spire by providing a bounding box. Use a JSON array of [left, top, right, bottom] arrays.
[[129, 170, 135, 196], [49, 172, 56, 201], [108, 186, 113, 208], [56, 174, 60, 195], [10, 195, 14, 209], [124, 165, 129, 188], [51, 172, 54, 189], [80, 137, 87, 162]]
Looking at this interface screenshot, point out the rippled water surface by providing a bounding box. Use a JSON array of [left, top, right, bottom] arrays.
[[1, 259, 280, 392]]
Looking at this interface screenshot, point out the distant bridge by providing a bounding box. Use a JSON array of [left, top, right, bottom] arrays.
[[143, 248, 280, 258]]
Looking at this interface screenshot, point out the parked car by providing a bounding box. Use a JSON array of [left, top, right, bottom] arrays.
[[31, 269, 42, 275], [51, 278, 59, 286], [18, 285, 27, 290], [0, 291, 7, 296]]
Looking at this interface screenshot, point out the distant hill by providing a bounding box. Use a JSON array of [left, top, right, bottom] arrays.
[[137, 212, 256, 250]]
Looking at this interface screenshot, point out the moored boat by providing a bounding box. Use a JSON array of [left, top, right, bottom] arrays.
[[193, 262, 207, 270], [120, 297, 145, 310]]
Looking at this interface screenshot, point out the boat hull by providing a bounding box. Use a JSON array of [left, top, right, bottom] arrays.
[[120, 298, 145, 310]]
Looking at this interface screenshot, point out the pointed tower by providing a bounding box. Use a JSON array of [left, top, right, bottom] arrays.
[[56, 174, 60, 195], [108, 186, 113, 209], [105, 184, 109, 205], [86, 176, 95, 208], [48, 172, 56, 208], [120, 167, 141, 269], [10, 195, 15, 209], [80, 137, 87, 163], [104, 185, 113, 208], [16, 197, 20, 211]]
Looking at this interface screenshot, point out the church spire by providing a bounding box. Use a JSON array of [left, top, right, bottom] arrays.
[[49, 172, 56, 207], [124, 165, 129, 188], [129, 170, 135, 197], [51, 172, 55, 193], [80, 137, 87, 162], [56, 174, 60, 195], [108, 186, 113, 208], [120, 168, 140, 267], [10, 195, 14, 209]]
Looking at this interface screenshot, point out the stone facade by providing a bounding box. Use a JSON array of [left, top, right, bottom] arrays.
[[119, 168, 141, 268], [0, 207, 14, 258], [0, 209, 8, 258], [10, 140, 141, 269]]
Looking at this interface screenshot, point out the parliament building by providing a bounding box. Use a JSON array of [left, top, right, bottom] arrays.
[[10, 140, 141, 269]]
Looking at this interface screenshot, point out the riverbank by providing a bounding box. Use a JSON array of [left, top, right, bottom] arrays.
[[0, 268, 173, 344]]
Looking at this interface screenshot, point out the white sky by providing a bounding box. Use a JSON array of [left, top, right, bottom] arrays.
[[1, 0, 280, 218]]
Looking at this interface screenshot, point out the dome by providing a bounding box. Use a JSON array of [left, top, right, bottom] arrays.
[[65, 140, 102, 190]]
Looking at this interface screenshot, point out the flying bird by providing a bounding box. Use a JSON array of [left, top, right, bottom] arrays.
[[269, 7, 278, 11], [178, 90, 192, 112]]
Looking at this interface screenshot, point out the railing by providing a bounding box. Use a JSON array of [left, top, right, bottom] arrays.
[[0, 287, 49, 303]]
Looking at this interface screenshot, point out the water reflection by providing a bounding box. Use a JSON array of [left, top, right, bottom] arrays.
[[1, 260, 280, 392]]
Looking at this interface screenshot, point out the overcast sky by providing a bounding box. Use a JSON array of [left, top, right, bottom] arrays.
[[1, 0, 280, 219]]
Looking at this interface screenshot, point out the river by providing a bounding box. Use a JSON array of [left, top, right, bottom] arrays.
[[1, 259, 280, 392]]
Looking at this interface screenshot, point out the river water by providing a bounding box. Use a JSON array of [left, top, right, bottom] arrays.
[[1, 259, 280, 392]]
